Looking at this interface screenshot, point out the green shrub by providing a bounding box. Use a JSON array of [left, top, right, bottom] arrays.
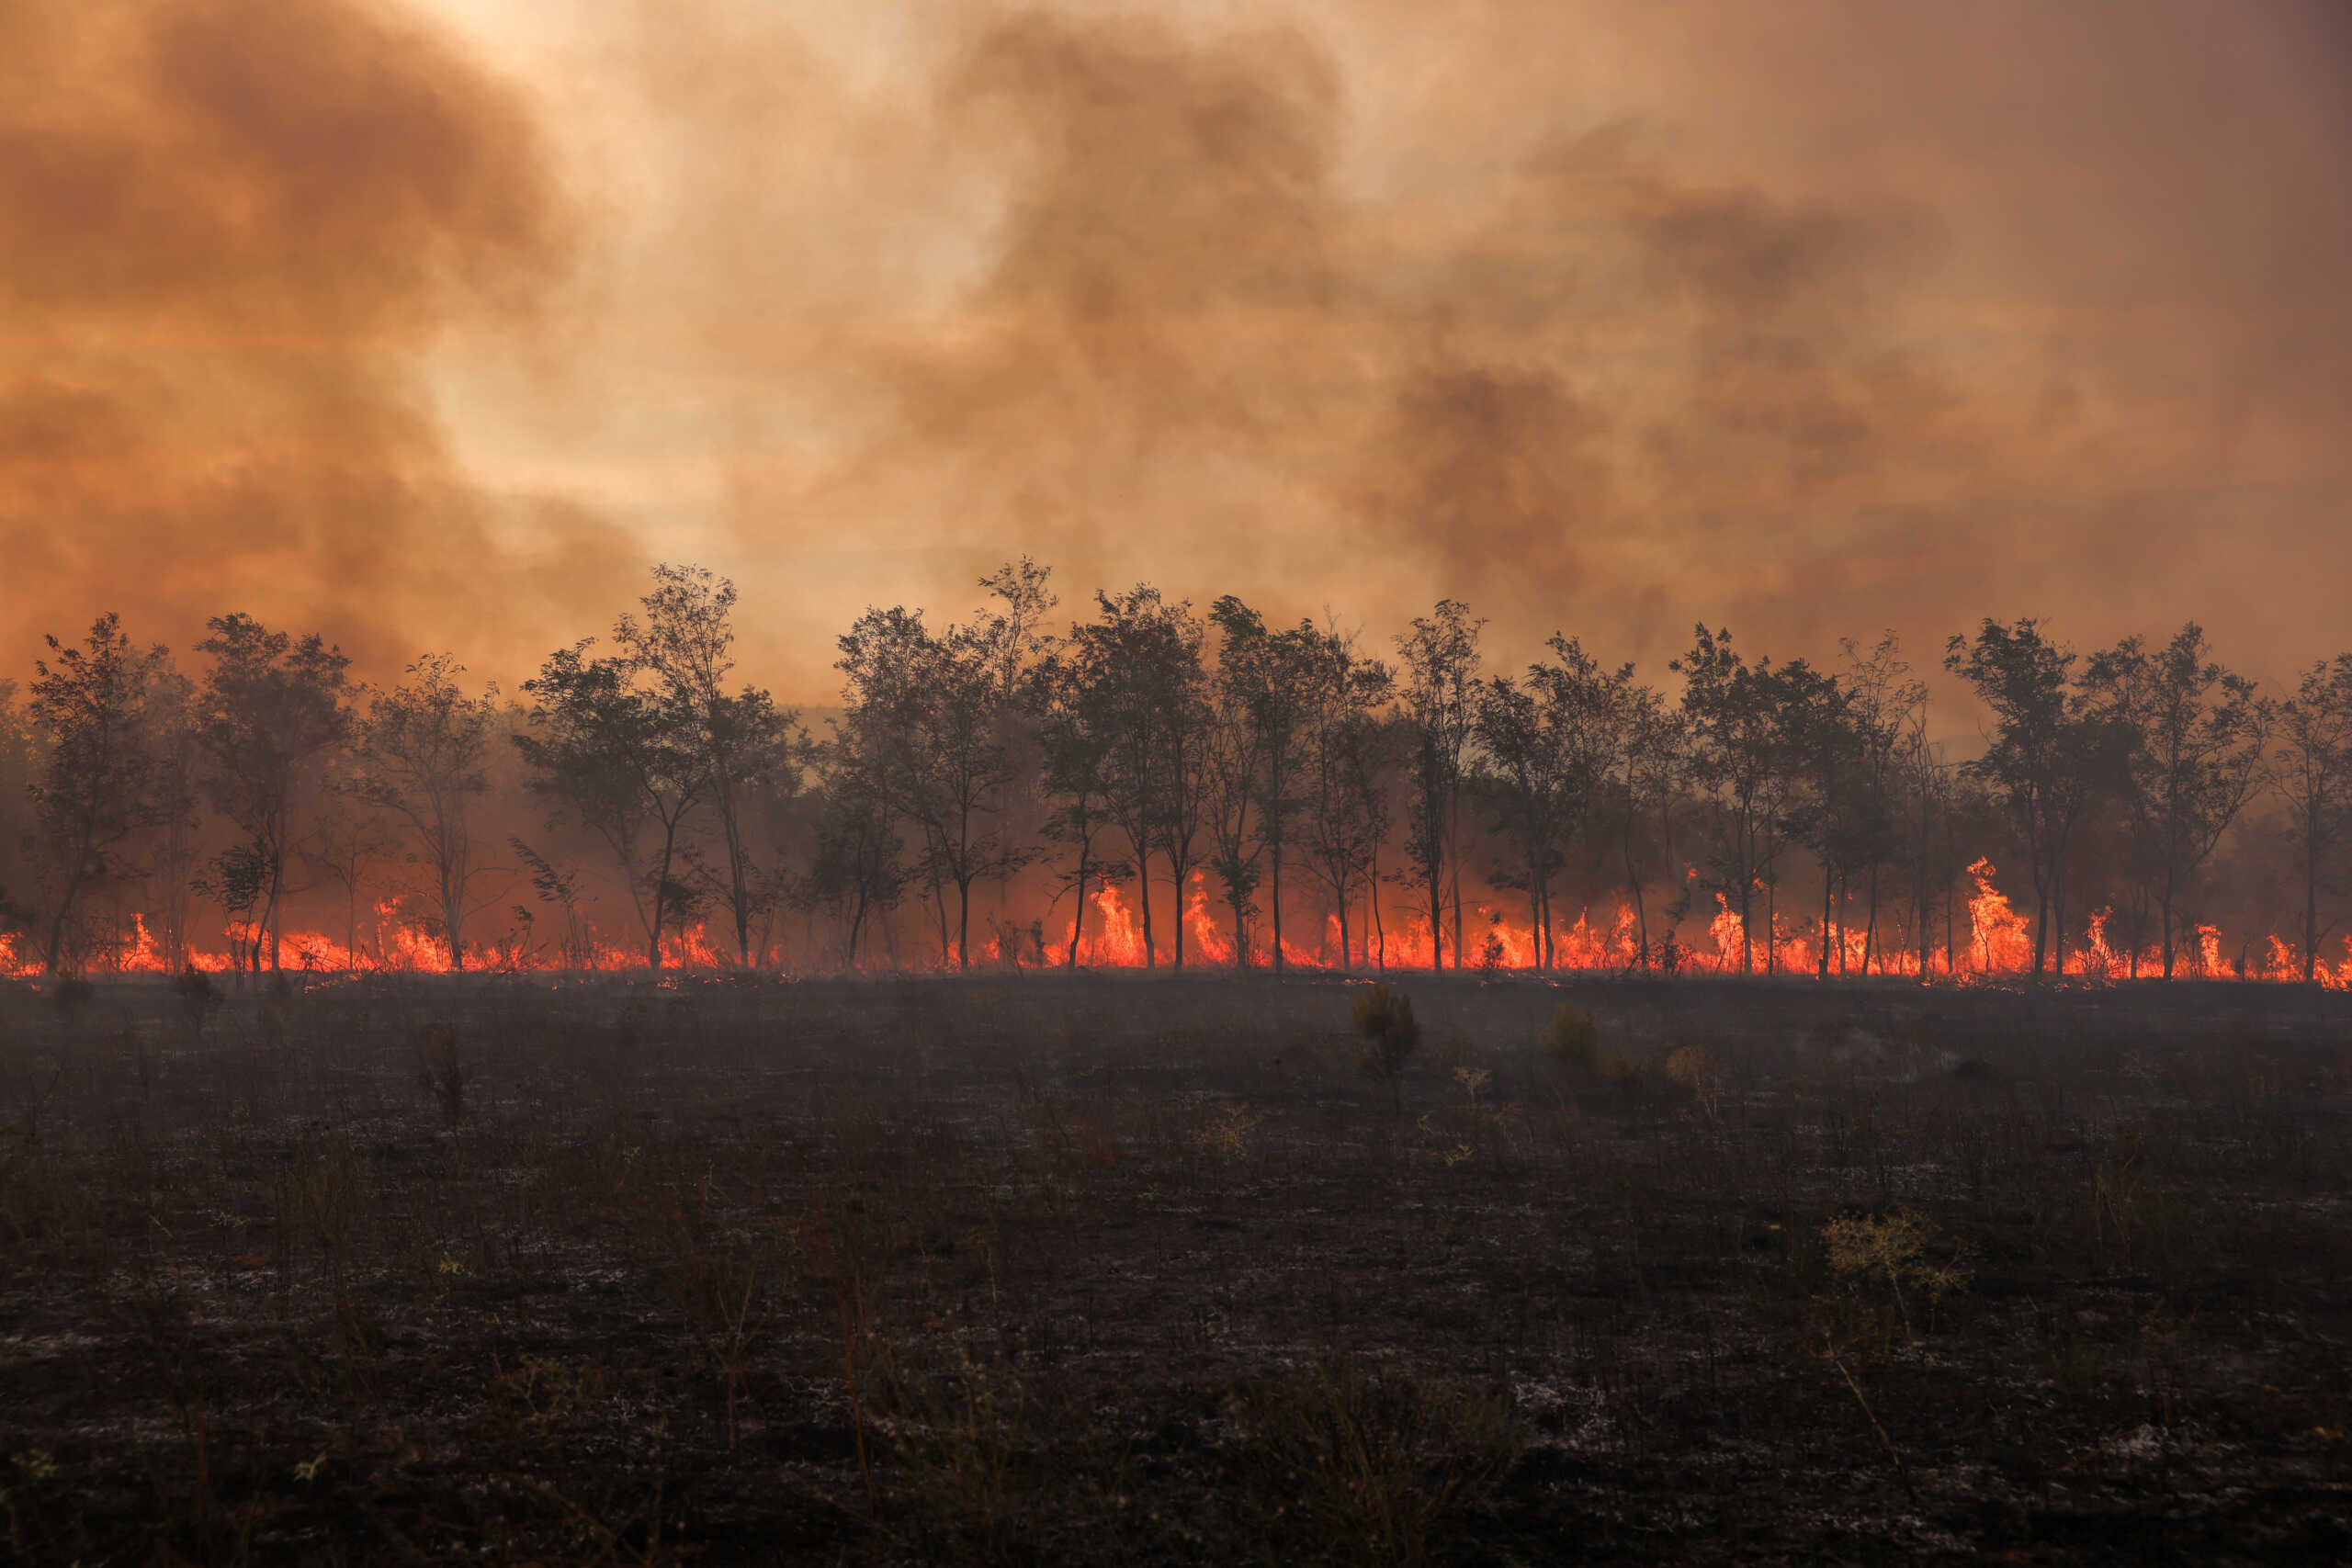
[[1543, 1000, 1598, 1070]]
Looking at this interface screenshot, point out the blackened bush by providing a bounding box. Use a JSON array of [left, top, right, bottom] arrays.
[[1353, 983, 1421, 1108], [1543, 1000, 1599, 1071]]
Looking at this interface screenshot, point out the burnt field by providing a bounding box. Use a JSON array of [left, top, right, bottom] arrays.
[[1, 973, 2348, 1565]]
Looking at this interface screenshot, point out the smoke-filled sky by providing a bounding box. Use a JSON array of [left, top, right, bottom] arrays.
[[4, 0, 2347, 705]]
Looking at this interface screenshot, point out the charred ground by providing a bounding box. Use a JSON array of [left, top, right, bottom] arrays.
[[2, 973, 2348, 1564]]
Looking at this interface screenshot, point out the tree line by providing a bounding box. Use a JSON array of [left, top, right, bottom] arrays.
[[4, 560, 2349, 984]]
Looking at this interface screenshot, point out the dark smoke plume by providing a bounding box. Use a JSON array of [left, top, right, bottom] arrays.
[[0, 0, 636, 674]]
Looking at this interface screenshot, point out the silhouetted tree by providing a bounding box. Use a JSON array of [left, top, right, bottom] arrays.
[[1202, 626, 1268, 964], [617, 565, 798, 967], [799, 739, 907, 967], [2083, 624, 2270, 976], [1776, 663, 1871, 977], [1896, 714, 1957, 976], [1601, 666, 1684, 968], [1204, 599, 1342, 973], [1396, 602, 1484, 969], [194, 614, 353, 976], [1028, 640, 1127, 965], [1471, 673, 1555, 967], [837, 576, 1037, 969], [354, 654, 502, 970], [302, 796, 391, 969], [2270, 654, 2352, 982], [1057, 587, 1208, 967], [1836, 634, 1926, 973], [1945, 619, 2118, 976], [1675, 626, 1816, 973], [28, 614, 169, 975], [1519, 636, 1638, 969], [1299, 635, 1394, 969], [135, 660, 204, 973], [515, 639, 707, 970]]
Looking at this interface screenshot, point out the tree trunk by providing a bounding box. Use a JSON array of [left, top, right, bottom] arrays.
[[1067, 852, 1091, 967], [266, 843, 285, 975], [445, 848, 467, 973], [1133, 835, 1157, 968], [1448, 794, 1464, 972], [1819, 861, 1834, 979], [1864, 865, 1880, 976], [2051, 865, 2067, 978], [1171, 862, 1189, 969], [2159, 876, 2177, 978], [956, 874, 973, 970], [648, 836, 673, 971], [1737, 868, 1755, 976], [1270, 840, 1284, 976], [42, 831, 91, 976], [2306, 839, 2321, 984]]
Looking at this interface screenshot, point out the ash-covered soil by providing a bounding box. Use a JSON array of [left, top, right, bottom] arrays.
[[2, 971, 2348, 1565]]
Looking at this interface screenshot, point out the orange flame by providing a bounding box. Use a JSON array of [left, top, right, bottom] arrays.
[[1966, 859, 2033, 976]]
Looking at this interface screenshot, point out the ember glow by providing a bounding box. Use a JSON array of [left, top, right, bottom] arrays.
[[12, 854, 2349, 990]]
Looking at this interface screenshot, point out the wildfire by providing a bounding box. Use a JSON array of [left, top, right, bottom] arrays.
[[1184, 875, 1235, 966], [1708, 894, 1747, 973], [1966, 858, 2033, 976], [0, 910, 732, 980], [9, 855, 2349, 987]]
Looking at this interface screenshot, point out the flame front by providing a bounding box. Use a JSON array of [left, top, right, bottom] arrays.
[[12, 852, 2350, 987]]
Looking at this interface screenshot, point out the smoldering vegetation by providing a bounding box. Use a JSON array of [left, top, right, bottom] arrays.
[[2, 971, 2347, 1564]]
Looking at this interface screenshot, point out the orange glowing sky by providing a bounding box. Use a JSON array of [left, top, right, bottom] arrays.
[[4, 0, 2347, 703]]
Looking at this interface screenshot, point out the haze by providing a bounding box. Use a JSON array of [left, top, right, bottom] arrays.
[[5, 0, 2346, 699]]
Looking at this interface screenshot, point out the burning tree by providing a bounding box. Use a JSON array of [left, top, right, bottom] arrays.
[[1777, 660, 1871, 978], [1203, 599, 1357, 972], [1674, 626, 1820, 974], [1201, 618, 1269, 964], [1945, 619, 2120, 977], [353, 653, 502, 971], [2084, 624, 2271, 978], [1831, 634, 1927, 974], [835, 564, 1043, 969], [1598, 662, 1686, 970], [1054, 586, 1211, 968], [1475, 636, 1631, 973], [1028, 636, 1131, 967], [27, 613, 170, 975], [1299, 631, 1396, 971], [193, 614, 354, 976], [2270, 655, 2352, 983], [617, 564, 797, 968], [515, 639, 708, 971], [799, 737, 908, 968], [1396, 601, 1484, 969]]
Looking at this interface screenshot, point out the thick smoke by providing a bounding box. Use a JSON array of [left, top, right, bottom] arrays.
[[573, 0, 2347, 694], [0, 0, 637, 675], [7, 0, 2348, 697]]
